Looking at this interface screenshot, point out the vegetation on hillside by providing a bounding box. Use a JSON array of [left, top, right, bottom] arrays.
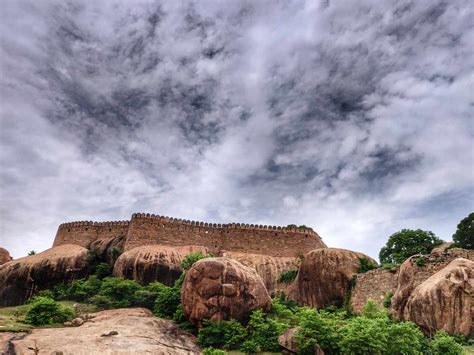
[[452, 212, 473, 249]]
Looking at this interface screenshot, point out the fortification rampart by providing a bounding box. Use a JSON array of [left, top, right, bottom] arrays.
[[53, 213, 326, 257]]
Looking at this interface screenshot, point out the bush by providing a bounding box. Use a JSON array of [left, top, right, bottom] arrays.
[[180, 252, 210, 270], [361, 300, 387, 319], [197, 320, 246, 350], [111, 246, 121, 263], [415, 257, 425, 267], [35, 289, 55, 300], [295, 308, 345, 354], [25, 297, 74, 325], [240, 339, 259, 353], [89, 294, 114, 309], [358, 257, 378, 273], [452, 212, 474, 249], [153, 284, 181, 318], [379, 229, 443, 264], [67, 276, 102, 301], [278, 269, 298, 283], [98, 277, 141, 308], [385, 321, 426, 355], [244, 309, 288, 352], [94, 263, 112, 279], [430, 331, 464, 354], [383, 292, 393, 308], [339, 317, 388, 354]]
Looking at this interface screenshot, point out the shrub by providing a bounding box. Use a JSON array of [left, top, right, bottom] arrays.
[[89, 294, 114, 309], [295, 308, 345, 354], [35, 289, 55, 300], [67, 276, 102, 301], [245, 309, 288, 352], [379, 229, 443, 264], [197, 320, 246, 350], [278, 269, 298, 283], [52, 283, 69, 300], [111, 246, 121, 263], [357, 257, 378, 273], [415, 257, 425, 267], [98, 277, 141, 308], [28, 250, 36, 256], [430, 331, 464, 354], [452, 212, 473, 249], [202, 348, 227, 355], [153, 284, 181, 318], [94, 263, 112, 279], [25, 297, 74, 325], [339, 317, 388, 354], [383, 292, 393, 308], [180, 252, 209, 270], [361, 300, 387, 319], [296, 252, 305, 260], [385, 321, 426, 355]]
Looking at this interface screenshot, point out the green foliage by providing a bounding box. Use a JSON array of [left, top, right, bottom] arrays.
[[244, 309, 288, 352], [383, 292, 393, 308], [198, 320, 246, 350], [339, 317, 388, 354], [24, 297, 74, 325], [98, 277, 141, 308], [202, 348, 227, 355], [35, 289, 55, 300], [86, 249, 101, 270], [240, 339, 258, 353], [452, 212, 474, 249], [415, 257, 426, 267], [153, 283, 181, 318], [67, 276, 102, 301], [361, 300, 388, 319], [385, 321, 426, 355], [88, 294, 114, 309], [430, 331, 464, 354], [94, 262, 112, 279], [379, 229, 443, 264], [111, 246, 121, 263], [180, 252, 210, 270], [287, 224, 298, 229], [296, 252, 305, 260], [381, 262, 399, 271], [358, 257, 378, 273], [27, 250, 36, 256], [295, 308, 345, 354], [278, 269, 298, 283]]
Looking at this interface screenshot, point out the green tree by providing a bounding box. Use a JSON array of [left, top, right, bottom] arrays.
[[361, 300, 387, 319], [452, 212, 473, 249], [244, 309, 288, 352], [98, 277, 141, 308], [379, 229, 443, 264], [339, 317, 388, 354], [197, 320, 246, 350], [430, 331, 464, 354], [25, 297, 74, 325], [385, 321, 425, 355]]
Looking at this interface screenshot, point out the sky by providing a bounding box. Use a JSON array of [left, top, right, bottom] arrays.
[[0, 0, 473, 260]]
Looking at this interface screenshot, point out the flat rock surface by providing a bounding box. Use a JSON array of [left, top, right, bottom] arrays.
[[8, 308, 200, 354]]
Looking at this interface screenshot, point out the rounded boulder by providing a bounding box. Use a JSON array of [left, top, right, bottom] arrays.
[[288, 248, 377, 308], [0, 247, 12, 265], [181, 257, 271, 326]]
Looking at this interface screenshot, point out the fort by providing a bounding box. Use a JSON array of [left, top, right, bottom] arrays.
[[53, 213, 326, 257]]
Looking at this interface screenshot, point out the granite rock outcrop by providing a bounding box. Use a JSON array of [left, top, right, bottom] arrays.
[[181, 257, 271, 326], [0, 247, 11, 265]]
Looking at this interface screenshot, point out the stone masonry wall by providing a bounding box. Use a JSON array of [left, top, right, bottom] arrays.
[[351, 248, 474, 313], [53, 213, 326, 258]]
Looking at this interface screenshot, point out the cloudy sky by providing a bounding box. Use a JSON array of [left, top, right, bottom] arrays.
[[1, 0, 473, 259]]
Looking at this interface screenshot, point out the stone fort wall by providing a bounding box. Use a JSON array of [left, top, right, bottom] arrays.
[[53, 213, 326, 257]]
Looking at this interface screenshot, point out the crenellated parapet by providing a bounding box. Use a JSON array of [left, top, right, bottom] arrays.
[[53, 212, 326, 257]]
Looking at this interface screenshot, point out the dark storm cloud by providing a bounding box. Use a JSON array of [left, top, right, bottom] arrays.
[[0, 0, 473, 258]]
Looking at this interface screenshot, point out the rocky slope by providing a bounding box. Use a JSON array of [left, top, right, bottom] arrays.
[[0, 244, 90, 306], [5, 308, 200, 354], [181, 257, 271, 326], [288, 248, 377, 308], [113, 245, 208, 285]]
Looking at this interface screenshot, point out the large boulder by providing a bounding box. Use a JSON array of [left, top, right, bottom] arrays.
[[113, 245, 208, 286], [181, 257, 271, 326], [288, 248, 377, 308], [0, 247, 12, 265], [0, 244, 89, 306], [223, 251, 297, 295], [7, 308, 200, 354], [401, 258, 473, 337], [88, 235, 126, 266], [391, 248, 473, 321]]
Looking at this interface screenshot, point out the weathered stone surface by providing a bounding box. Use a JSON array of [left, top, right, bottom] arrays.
[[88, 235, 126, 266], [0, 244, 90, 306], [0, 247, 12, 265], [71, 317, 84, 327], [223, 251, 297, 295], [288, 248, 377, 308], [181, 257, 271, 326], [402, 258, 473, 337], [391, 248, 474, 321], [8, 308, 201, 354], [113, 245, 208, 286]]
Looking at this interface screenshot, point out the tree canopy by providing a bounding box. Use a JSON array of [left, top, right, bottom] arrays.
[[452, 212, 473, 250], [379, 229, 443, 264]]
